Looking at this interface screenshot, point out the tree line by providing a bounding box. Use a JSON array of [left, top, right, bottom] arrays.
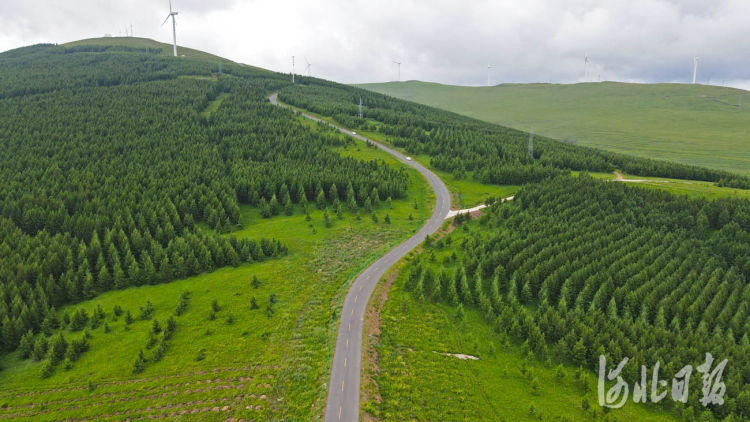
[[278, 83, 750, 189]]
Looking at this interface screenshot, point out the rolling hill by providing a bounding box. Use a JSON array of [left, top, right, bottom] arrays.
[[2, 36, 750, 422], [64, 36, 233, 63], [357, 81, 750, 176]]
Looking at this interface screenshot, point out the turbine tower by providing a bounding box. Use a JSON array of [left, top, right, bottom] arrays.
[[583, 53, 589, 81], [292, 56, 295, 83], [161, 0, 179, 57], [130, 24, 133, 37], [305, 57, 313, 76], [487, 63, 491, 87], [529, 127, 534, 159], [359, 97, 363, 119], [394, 60, 402, 82], [693, 57, 699, 84]]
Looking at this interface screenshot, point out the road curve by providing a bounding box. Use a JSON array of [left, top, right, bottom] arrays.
[[269, 93, 451, 421]]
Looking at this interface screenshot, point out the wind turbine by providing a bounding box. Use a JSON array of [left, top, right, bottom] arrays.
[[292, 56, 295, 83], [305, 57, 313, 76], [487, 63, 492, 87], [161, 0, 179, 57], [693, 57, 699, 84], [394, 60, 402, 82], [583, 53, 589, 81]]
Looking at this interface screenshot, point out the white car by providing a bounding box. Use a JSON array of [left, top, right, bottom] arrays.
[[405, 157, 412, 161], [351, 132, 356, 135]]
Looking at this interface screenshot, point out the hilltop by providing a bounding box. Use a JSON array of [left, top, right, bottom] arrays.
[[357, 81, 750, 176], [63, 36, 232, 63]]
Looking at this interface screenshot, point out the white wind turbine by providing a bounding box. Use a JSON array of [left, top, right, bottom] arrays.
[[394, 60, 402, 81], [161, 0, 179, 57], [487, 62, 492, 87], [583, 53, 589, 81], [693, 57, 699, 84], [305, 57, 313, 76]]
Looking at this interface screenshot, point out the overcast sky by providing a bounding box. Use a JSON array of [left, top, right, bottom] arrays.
[[2, 0, 749, 89]]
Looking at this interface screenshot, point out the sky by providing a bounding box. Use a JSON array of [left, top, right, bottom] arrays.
[[2, 0, 749, 90]]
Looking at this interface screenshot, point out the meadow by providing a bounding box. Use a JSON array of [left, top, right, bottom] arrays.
[[358, 81, 750, 176]]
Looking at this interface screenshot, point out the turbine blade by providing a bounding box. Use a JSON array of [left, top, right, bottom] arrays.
[[162, 15, 171, 26], [169, 0, 173, 13]]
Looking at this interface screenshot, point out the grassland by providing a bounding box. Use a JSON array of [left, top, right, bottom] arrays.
[[0, 125, 433, 421], [363, 219, 678, 422], [615, 172, 750, 200], [358, 81, 750, 176]]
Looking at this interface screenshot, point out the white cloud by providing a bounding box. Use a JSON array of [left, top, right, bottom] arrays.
[[1, 0, 749, 90]]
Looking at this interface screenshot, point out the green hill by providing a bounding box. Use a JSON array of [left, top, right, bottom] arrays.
[[357, 81, 750, 176], [63, 36, 232, 62]]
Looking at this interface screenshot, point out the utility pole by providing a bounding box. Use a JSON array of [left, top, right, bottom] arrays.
[[528, 127, 534, 159]]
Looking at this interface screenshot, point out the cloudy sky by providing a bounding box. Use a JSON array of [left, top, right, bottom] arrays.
[[2, 0, 749, 89]]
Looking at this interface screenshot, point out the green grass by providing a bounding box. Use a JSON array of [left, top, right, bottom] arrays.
[[201, 92, 230, 118], [368, 220, 678, 421], [615, 172, 750, 200], [358, 81, 750, 176], [0, 126, 433, 421]]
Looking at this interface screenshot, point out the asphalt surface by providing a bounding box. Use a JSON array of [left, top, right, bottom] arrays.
[[269, 93, 451, 421]]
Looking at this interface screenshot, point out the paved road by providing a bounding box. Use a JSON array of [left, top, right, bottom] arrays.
[[269, 93, 451, 421]]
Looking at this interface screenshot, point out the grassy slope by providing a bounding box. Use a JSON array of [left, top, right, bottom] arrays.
[[0, 93, 434, 421], [357, 81, 750, 176], [368, 219, 677, 422]]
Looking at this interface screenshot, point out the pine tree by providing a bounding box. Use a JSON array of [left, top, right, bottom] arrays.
[[259, 197, 271, 219], [329, 183, 338, 201], [18, 330, 33, 359], [269, 194, 280, 216], [316, 190, 327, 210], [132, 349, 146, 374], [32, 336, 48, 361], [250, 296, 259, 309], [298, 184, 308, 208], [284, 196, 294, 216], [370, 187, 380, 208]]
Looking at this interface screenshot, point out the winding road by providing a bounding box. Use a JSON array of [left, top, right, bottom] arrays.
[[269, 93, 451, 421]]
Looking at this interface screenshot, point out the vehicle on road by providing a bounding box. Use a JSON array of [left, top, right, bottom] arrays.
[[406, 157, 412, 161]]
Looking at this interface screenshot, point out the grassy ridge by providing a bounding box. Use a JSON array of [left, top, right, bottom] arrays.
[[357, 81, 750, 176]]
